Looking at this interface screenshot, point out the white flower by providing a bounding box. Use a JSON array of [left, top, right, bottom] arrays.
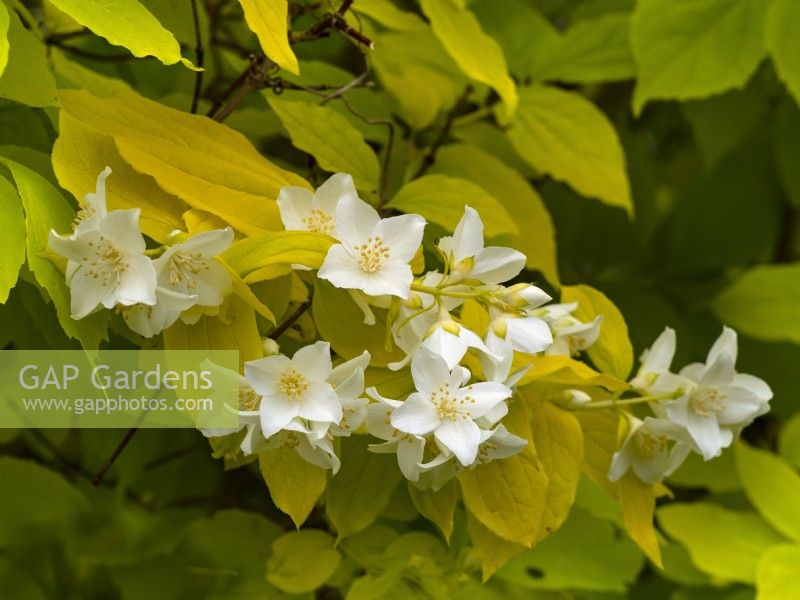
[[438, 206, 525, 285], [277, 172, 358, 237], [73, 166, 112, 234], [49, 209, 157, 319], [153, 228, 234, 308], [327, 351, 371, 436], [480, 328, 529, 388], [418, 307, 494, 370], [608, 416, 693, 485], [544, 304, 603, 357], [121, 287, 197, 337], [365, 393, 428, 481], [487, 311, 553, 356], [244, 341, 342, 439], [318, 195, 425, 299], [389, 349, 512, 466], [663, 327, 772, 460], [629, 327, 688, 396]]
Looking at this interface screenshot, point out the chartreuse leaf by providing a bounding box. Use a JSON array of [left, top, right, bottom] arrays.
[[515, 355, 629, 392], [562, 285, 634, 380], [780, 413, 800, 469], [431, 144, 559, 284], [0, 8, 56, 107], [266, 530, 341, 594], [388, 174, 517, 238], [163, 297, 263, 369], [326, 436, 402, 540], [57, 90, 308, 237], [498, 508, 643, 593], [419, 0, 517, 117], [765, 0, 800, 106], [712, 264, 800, 344], [617, 472, 661, 567], [0, 172, 24, 303], [239, 0, 298, 75], [735, 442, 800, 542], [658, 503, 784, 583], [268, 98, 380, 194], [667, 449, 741, 493], [46, 0, 197, 68], [313, 280, 405, 367], [222, 231, 334, 283], [508, 85, 632, 215], [352, 0, 425, 31], [466, 511, 526, 581], [408, 479, 458, 542], [258, 447, 327, 528], [0, 2, 9, 77], [631, 0, 769, 114], [52, 111, 186, 244], [575, 409, 623, 492], [0, 155, 109, 349], [757, 544, 800, 600]]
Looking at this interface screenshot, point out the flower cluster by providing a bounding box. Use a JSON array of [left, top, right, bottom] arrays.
[[609, 326, 772, 484], [48, 168, 234, 337]]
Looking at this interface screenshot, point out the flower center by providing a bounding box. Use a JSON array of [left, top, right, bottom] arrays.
[[278, 368, 309, 401], [689, 387, 725, 417], [355, 236, 390, 273], [169, 251, 209, 290], [84, 236, 129, 286], [239, 386, 261, 411], [565, 335, 583, 355], [72, 204, 96, 229], [430, 384, 473, 421], [303, 209, 335, 235], [634, 428, 667, 460]]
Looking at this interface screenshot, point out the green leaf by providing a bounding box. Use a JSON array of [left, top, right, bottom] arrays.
[[325, 436, 402, 540], [508, 85, 632, 215], [240, 0, 298, 75], [222, 231, 334, 283], [258, 447, 327, 528], [58, 89, 307, 238], [312, 279, 405, 368], [735, 442, 800, 543], [779, 413, 800, 469], [617, 472, 661, 567], [773, 100, 800, 208], [712, 264, 800, 344], [408, 479, 457, 542], [268, 97, 380, 194], [466, 510, 527, 581], [562, 285, 634, 380], [266, 529, 341, 594], [388, 174, 518, 238], [498, 508, 643, 593], [766, 0, 800, 107], [0, 172, 24, 303], [756, 544, 800, 600], [0, 8, 57, 107], [631, 0, 769, 114], [658, 503, 784, 583], [0, 2, 8, 77], [0, 154, 109, 348], [419, 0, 517, 116], [431, 144, 559, 284], [667, 449, 741, 493], [46, 0, 197, 68]]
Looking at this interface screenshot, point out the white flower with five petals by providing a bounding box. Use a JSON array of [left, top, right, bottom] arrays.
[[318, 195, 425, 299], [73, 166, 112, 234], [608, 416, 693, 484], [277, 173, 357, 237]]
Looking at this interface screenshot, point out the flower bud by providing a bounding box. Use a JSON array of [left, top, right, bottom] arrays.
[[261, 337, 280, 356]]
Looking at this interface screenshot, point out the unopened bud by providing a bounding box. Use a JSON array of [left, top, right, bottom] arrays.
[[262, 337, 280, 356]]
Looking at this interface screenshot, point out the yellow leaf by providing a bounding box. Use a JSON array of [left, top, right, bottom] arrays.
[[259, 448, 327, 528], [388, 174, 518, 238], [240, 0, 299, 75], [419, 0, 517, 116], [57, 89, 309, 237], [408, 479, 458, 542], [222, 231, 334, 282], [508, 85, 633, 215], [756, 544, 800, 600], [0, 8, 57, 107], [267, 530, 340, 593], [183, 208, 229, 234], [574, 408, 622, 493], [562, 284, 634, 380], [52, 112, 186, 243], [516, 355, 630, 392], [269, 98, 380, 194], [163, 297, 263, 369], [224, 264, 276, 324], [466, 510, 527, 581], [617, 472, 662, 567], [458, 398, 547, 546]]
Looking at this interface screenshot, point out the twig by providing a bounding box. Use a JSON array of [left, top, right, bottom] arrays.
[[269, 298, 313, 339], [189, 0, 205, 114], [49, 41, 133, 62], [414, 86, 472, 179], [91, 414, 147, 486]]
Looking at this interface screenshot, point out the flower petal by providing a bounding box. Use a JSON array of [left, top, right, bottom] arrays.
[[245, 354, 291, 397], [277, 186, 314, 230], [450, 206, 484, 262], [291, 341, 332, 381], [435, 418, 481, 466], [314, 173, 357, 217], [391, 392, 440, 435], [699, 353, 735, 388], [373, 213, 426, 263], [317, 244, 369, 290], [297, 381, 342, 424], [471, 246, 525, 284], [707, 326, 738, 366], [98, 209, 146, 254], [259, 394, 299, 438], [459, 381, 511, 418], [115, 253, 157, 307], [411, 349, 451, 394], [335, 194, 379, 248], [506, 315, 553, 354], [396, 436, 425, 481], [361, 260, 413, 299]]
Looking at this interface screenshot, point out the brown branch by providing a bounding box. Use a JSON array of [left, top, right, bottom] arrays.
[[269, 298, 313, 339], [91, 414, 147, 486], [189, 0, 205, 114], [413, 86, 472, 179]]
